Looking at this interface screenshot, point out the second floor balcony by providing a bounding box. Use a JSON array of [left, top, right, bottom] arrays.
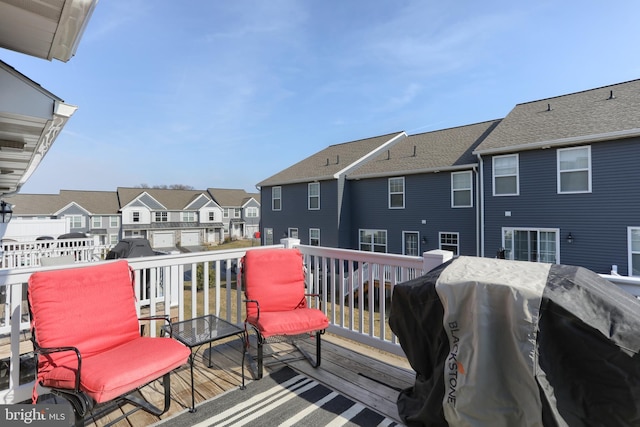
[[0, 241, 638, 425]]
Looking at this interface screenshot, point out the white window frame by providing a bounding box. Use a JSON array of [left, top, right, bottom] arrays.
[[246, 207, 258, 217], [208, 211, 216, 221], [493, 154, 519, 196], [272, 186, 282, 211], [628, 227, 640, 276], [92, 216, 102, 228], [288, 228, 299, 239], [309, 228, 320, 246], [109, 234, 119, 245], [223, 208, 229, 218], [359, 229, 388, 253], [403, 231, 420, 256], [154, 211, 168, 222], [109, 216, 119, 227], [388, 177, 405, 209], [69, 215, 83, 228], [308, 182, 320, 210], [132, 211, 140, 223], [557, 146, 592, 194], [451, 171, 473, 208], [234, 208, 241, 218], [182, 212, 196, 222], [502, 227, 559, 264], [439, 232, 459, 256]]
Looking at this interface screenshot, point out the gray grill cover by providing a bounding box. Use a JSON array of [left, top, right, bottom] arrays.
[[389, 256, 640, 427]]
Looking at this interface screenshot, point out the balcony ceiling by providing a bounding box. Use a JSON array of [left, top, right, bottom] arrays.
[[0, 62, 77, 197], [0, 0, 97, 62]]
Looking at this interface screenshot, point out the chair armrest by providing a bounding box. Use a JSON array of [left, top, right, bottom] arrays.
[[33, 345, 82, 392], [139, 315, 171, 337], [244, 299, 260, 321]]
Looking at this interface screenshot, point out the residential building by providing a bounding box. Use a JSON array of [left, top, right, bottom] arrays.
[[348, 120, 500, 256], [117, 187, 224, 250], [208, 188, 261, 240], [5, 190, 120, 244], [474, 79, 640, 275], [257, 132, 407, 247], [258, 79, 640, 277]]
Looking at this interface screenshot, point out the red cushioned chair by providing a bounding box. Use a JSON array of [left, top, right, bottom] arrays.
[[242, 248, 329, 379], [28, 260, 191, 426]]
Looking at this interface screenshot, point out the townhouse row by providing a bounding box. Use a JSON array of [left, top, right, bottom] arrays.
[[257, 79, 640, 276], [4, 187, 260, 250]]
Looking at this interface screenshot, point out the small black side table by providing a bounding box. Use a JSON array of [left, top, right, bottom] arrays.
[[163, 314, 246, 412]]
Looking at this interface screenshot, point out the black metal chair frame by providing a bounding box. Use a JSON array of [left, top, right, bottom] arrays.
[[244, 295, 325, 380], [30, 314, 176, 427]]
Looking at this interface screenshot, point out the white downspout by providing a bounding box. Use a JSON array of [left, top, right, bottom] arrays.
[[476, 153, 484, 257]]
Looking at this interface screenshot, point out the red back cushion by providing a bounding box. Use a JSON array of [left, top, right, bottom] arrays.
[[243, 249, 306, 317], [29, 260, 140, 370]]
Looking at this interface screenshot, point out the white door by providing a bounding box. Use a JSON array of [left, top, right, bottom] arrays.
[[154, 232, 174, 248], [181, 231, 199, 246]]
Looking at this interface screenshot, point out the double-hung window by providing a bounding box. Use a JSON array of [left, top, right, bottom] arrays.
[[493, 154, 519, 196], [132, 211, 140, 223], [272, 186, 282, 211], [69, 215, 83, 228], [182, 212, 196, 222], [109, 216, 119, 227], [308, 182, 320, 210], [440, 232, 459, 255], [309, 228, 320, 246], [451, 171, 472, 207], [558, 146, 591, 193], [359, 229, 387, 253], [155, 211, 168, 222], [389, 177, 404, 209], [92, 216, 102, 228]]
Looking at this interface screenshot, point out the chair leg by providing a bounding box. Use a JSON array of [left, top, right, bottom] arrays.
[[292, 331, 323, 368]]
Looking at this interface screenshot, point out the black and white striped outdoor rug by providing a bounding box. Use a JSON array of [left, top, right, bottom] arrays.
[[156, 366, 399, 427]]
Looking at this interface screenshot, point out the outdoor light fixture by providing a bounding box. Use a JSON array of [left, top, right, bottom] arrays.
[[421, 236, 428, 245], [0, 200, 12, 223], [566, 232, 574, 244]]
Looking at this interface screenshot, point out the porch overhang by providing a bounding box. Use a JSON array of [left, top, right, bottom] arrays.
[[0, 0, 98, 62], [0, 61, 78, 197]]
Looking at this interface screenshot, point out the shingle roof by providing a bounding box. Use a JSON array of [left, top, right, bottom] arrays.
[[257, 131, 406, 186], [474, 79, 640, 154], [208, 188, 260, 207], [116, 187, 211, 210], [349, 120, 501, 179], [6, 190, 119, 215]]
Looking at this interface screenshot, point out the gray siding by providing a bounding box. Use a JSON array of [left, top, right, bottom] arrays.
[[349, 172, 478, 255], [482, 137, 640, 274]]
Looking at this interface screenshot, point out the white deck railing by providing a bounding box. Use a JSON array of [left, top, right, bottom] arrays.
[[0, 238, 109, 268], [0, 245, 638, 404]]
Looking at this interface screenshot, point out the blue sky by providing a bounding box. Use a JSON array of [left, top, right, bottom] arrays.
[[3, 1, 640, 194]]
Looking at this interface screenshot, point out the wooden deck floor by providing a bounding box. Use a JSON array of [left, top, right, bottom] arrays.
[[83, 334, 414, 426]]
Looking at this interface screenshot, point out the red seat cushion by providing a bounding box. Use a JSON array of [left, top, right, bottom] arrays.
[[247, 308, 329, 338], [243, 249, 307, 317], [39, 337, 190, 403], [28, 260, 190, 402], [243, 248, 329, 337]]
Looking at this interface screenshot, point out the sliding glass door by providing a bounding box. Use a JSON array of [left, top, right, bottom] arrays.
[[502, 228, 558, 263]]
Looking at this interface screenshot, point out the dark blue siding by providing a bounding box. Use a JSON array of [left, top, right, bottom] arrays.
[[482, 138, 640, 274], [349, 171, 478, 255], [260, 181, 340, 247]]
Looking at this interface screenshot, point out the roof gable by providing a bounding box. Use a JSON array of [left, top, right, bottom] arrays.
[[257, 131, 407, 186], [208, 188, 259, 207], [349, 120, 500, 179]]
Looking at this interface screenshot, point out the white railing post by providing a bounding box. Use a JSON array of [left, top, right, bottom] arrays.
[[422, 249, 454, 273], [280, 238, 301, 248]]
